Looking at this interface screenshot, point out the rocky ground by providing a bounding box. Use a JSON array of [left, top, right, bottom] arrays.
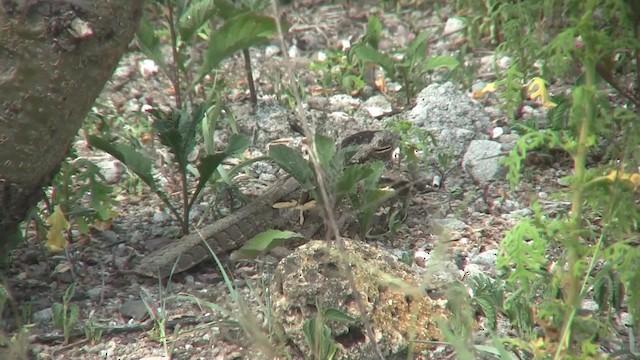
[[0, 1, 632, 360]]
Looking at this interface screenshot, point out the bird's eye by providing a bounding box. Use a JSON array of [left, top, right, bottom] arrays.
[[391, 147, 401, 161]]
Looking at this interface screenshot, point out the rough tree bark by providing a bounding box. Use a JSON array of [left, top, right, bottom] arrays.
[[0, 1, 143, 257]]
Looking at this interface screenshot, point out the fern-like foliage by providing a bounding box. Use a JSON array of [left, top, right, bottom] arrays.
[[468, 274, 504, 331], [503, 129, 563, 187]]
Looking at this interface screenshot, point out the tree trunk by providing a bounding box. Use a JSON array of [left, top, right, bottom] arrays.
[[0, 1, 143, 257]]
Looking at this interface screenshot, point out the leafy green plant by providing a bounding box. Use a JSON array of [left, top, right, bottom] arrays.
[[140, 286, 178, 357], [348, 15, 460, 101], [478, 0, 640, 357], [137, 0, 284, 108], [309, 50, 367, 96], [25, 148, 120, 255], [385, 120, 438, 169], [51, 157, 119, 229], [85, 0, 287, 236], [229, 133, 399, 258], [185, 228, 284, 358], [52, 283, 80, 344], [0, 284, 30, 360], [303, 307, 356, 360], [0, 284, 7, 319], [269, 134, 388, 235], [88, 106, 249, 235], [83, 314, 103, 345], [0, 328, 29, 360]]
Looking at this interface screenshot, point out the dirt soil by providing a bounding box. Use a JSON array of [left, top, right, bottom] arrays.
[[0, 1, 615, 360]]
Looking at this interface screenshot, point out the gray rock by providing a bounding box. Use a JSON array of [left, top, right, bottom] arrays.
[[264, 45, 280, 58], [462, 140, 504, 182], [360, 95, 393, 117], [581, 299, 599, 312], [86, 286, 109, 301], [504, 208, 534, 219], [431, 218, 467, 234], [258, 172, 277, 182], [328, 94, 361, 113], [129, 230, 145, 244], [119, 299, 148, 321], [409, 83, 490, 130], [152, 211, 171, 224], [408, 83, 491, 159], [470, 249, 498, 267], [99, 230, 119, 243], [463, 263, 484, 279], [96, 159, 125, 184], [442, 17, 466, 45], [32, 308, 53, 324]]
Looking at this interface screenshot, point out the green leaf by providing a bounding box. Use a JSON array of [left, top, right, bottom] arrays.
[[335, 164, 374, 195], [349, 44, 395, 76], [151, 107, 200, 172], [76, 217, 90, 235], [321, 325, 338, 360], [269, 145, 315, 190], [136, 17, 165, 69], [203, 99, 222, 155], [497, 219, 548, 285], [52, 303, 64, 327], [405, 32, 429, 61], [474, 345, 519, 360], [423, 55, 460, 72], [199, 13, 282, 80], [88, 135, 158, 192], [0, 284, 7, 316], [216, 0, 251, 20], [335, 146, 359, 168], [190, 153, 228, 208], [303, 317, 338, 360], [302, 318, 316, 348], [63, 282, 77, 303], [362, 161, 385, 189], [314, 134, 336, 170], [226, 133, 251, 155], [355, 187, 396, 239], [341, 75, 366, 94], [230, 230, 302, 260], [362, 187, 395, 211], [364, 15, 382, 49], [68, 304, 80, 327], [323, 308, 356, 323], [178, 0, 218, 41]]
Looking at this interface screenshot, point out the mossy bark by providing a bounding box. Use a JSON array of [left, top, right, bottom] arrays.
[[0, 0, 143, 257]]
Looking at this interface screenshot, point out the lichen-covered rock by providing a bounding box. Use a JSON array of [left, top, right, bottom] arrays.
[[270, 239, 450, 359]]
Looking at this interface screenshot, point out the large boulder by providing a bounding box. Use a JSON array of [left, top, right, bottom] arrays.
[[270, 239, 450, 359]]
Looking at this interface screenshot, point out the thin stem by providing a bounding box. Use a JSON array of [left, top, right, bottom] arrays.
[[243, 48, 258, 108], [166, 1, 182, 108], [181, 171, 189, 234], [555, 61, 596, 359]]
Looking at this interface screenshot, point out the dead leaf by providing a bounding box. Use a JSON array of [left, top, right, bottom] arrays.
[[54, 262, 71, 274], [472, 82, 497, 99], [273, 200, 299, 209], [46, 206, 69, 253], [526, 77, 557, 109]]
